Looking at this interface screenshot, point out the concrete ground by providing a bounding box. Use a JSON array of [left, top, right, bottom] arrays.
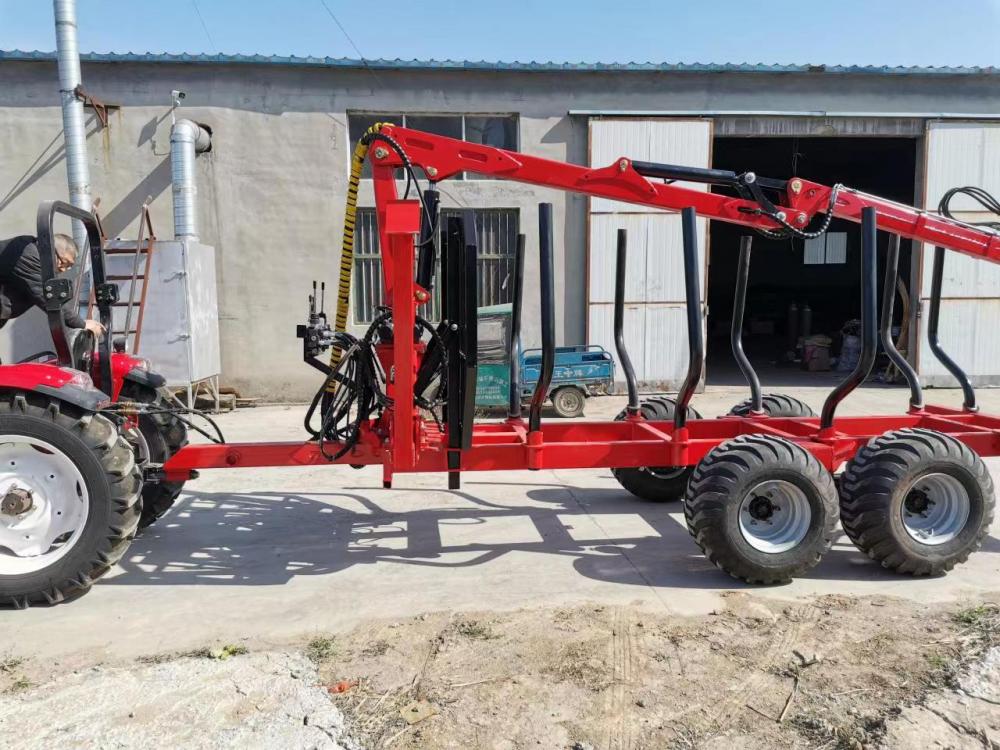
[[4, 383, 1000, 665]]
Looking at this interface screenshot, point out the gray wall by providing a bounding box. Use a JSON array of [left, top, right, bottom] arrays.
[[2, 58, 999, 398]]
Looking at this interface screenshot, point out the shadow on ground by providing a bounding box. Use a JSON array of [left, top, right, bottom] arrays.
[[110, 480, 1000, 592]]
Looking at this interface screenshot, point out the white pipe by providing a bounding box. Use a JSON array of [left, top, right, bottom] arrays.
[[52, 0, 91, 251], [170, 119, 212, 239]]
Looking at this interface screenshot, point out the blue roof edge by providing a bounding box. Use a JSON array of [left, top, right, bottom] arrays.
[[1, 49, 997, 76]]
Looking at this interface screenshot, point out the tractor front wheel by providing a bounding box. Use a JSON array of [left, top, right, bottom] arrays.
[[684, 435, 838, 583], [121, 382, 189, 530], [0, 393, 142, 607]]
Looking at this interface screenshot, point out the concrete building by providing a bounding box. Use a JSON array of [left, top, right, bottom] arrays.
[[2, 50, 1000, 400]]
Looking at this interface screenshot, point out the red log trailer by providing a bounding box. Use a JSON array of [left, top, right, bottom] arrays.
[[3, 125, 999, 605]]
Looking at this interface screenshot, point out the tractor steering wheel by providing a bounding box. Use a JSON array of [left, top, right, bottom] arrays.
[[69, 327, 96, 376]]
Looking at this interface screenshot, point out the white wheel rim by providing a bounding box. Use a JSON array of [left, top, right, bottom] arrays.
[[738, 480, 812, 554], [900, 472, 970, 546], [0, 435, 89, 575]]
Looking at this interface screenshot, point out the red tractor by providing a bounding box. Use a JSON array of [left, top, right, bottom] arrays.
[[0, 201, 188, 607]]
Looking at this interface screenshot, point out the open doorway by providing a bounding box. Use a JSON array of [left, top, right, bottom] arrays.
[[706, 136, 918, 386]]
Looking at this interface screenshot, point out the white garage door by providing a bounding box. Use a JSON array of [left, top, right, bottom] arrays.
[[587, 119, 712, 389], [919, 121, 1000, 386]]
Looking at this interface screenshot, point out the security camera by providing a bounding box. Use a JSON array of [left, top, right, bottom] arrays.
[[170, 89, 186, 106]]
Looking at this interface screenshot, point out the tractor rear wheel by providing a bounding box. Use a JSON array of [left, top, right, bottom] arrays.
[[684, 435, 838, 583], [0, 392, 142, 607], [839, 428, 994, 575], [120, 382, 188, 530], [728, 393, 815, 418], [612, 397, 701, 502]]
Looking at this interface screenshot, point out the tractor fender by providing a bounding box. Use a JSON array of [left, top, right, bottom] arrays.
[[122, 366, 166, 390], [0, 363, 109, 412]]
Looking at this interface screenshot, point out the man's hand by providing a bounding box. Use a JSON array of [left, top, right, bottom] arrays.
[[84, 319, 105, 337]]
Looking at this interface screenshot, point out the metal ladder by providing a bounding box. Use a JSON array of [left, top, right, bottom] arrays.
[[88, 203, 156, 354]]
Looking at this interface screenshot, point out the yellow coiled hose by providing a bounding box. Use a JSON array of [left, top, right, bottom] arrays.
[[328, 122, 391, 389]]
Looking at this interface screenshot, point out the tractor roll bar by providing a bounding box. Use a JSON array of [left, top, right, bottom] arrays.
[[675, 207, 704, 430], [508, 233, 526, 420], [613, 228, 640, 415], [820, 207, 879, 430], [731, 236, 763, 414], [880, 234, 923, 411], [35, 200, 113, 395], [529, 203, 556, 432], [928, 245, 978, 412]]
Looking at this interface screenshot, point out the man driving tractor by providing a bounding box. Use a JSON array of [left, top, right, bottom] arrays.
[[0, 232, 105, 339]]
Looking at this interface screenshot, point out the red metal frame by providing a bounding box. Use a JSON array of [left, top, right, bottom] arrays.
[[163, 126, 1000, 483]]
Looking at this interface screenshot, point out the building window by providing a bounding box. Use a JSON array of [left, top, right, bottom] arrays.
[[352, 207, 519, 324], [347, 113, 518, 178], [803, 232, 847, 265]]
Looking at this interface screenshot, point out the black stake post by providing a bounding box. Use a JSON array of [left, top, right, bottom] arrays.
[[881, 234, 923, 410], [928, 245, 978, 411], [675, 207, 705, 430], [731, 236, 762, 413], [820, 207, 879, 430], [614, 228, 640, 415], [529, 203, 555, 433], [508, 233, 526, 419]]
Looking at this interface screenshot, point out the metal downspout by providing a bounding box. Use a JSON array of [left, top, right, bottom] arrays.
[[53, 0, 91, 252], [170, 119, 212, 240]]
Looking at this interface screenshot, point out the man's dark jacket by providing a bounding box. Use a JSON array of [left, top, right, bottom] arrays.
[[0, 235, 85, 329]]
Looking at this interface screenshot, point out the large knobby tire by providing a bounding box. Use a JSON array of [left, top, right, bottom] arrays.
[[839, 428, 995, 575], [685, 435, 839, 584], [612, 397, 701, 502], [728, 393, 816, 418], [551, 386, 586, 418], [120, 382, 188, 530], [0, 392, 142, 608]]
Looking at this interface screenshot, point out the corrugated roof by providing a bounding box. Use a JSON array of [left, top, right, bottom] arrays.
[[1, 49, 997, 75]]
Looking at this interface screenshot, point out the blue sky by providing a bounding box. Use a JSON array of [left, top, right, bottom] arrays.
[[1, 0, 999, 67]]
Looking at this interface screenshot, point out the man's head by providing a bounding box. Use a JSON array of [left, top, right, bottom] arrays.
[[53, 233, 78, 274]]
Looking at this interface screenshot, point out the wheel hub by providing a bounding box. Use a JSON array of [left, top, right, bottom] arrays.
[[738, 480, 811, 554], [1, 486, 33, 516], [900, 473, 970, 546]]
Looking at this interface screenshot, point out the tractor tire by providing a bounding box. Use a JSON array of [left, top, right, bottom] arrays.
[[839, 428, 994, 575], [551, 386, 586, 418], [612, 397, 702, 502], [728, 393, 816, 418], [684, 435, 839, 584], [120, 382, 188, 530], [0, 392, 142, 607]]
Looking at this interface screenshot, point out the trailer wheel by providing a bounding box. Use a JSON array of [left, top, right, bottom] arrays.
[[728, 393, 816, 418], [612, 397, 701, 502], [551, 386, 586, 418], [121, 383, 188, 530], [0, 392, 142, 607], [685, 435, 838, 583], [839, 428, 994, 575]]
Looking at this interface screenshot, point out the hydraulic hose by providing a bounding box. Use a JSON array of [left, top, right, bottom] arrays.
[[328, 122, 391, 387]]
